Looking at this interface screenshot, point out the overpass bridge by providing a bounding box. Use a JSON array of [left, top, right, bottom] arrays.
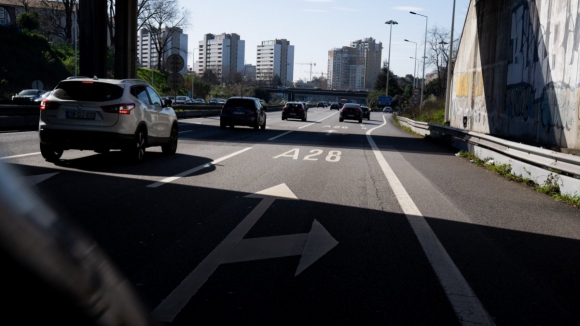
[[260, 87, 369, 104]]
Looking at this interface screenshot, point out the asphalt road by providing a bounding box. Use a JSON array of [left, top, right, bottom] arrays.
[[2, 107, 580, 325]]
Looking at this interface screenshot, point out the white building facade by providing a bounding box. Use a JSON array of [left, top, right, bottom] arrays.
[[195, 33, 245, 83], [137, 27, 188, 74], [256, 39, 294, 84]]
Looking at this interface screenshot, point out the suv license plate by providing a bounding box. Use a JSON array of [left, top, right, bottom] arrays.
[[66, 111, 96, 120], [348, 115, 354, 117]]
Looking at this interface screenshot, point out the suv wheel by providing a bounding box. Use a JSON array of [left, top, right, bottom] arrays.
[[162, 125, 178, 155], [124, 129, 146, 163], [40, 143, 63, 162], [339, 118, 344, 122], [220, 121, 226, 129]]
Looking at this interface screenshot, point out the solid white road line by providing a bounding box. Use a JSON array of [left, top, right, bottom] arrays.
[[367, 116, 495, 326], [269, 112, 339, 140], [146, 147, 253, 188], [1, 152, 41, 160], [178, 130, 194, 134], [268, 131, 293, 141]]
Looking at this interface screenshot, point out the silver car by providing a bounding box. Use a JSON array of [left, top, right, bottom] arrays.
[[39, 77, 179, 163]]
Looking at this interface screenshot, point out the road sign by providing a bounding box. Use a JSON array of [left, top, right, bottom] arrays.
[[412, 88, 421, 97], [412, 97, 420, 105], [378, 96, 393, 105], [166, 73, 184, 90], [31, 80, 43, 90], [166, 54, 184, 72]]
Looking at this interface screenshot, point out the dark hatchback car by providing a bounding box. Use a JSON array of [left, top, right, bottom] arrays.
[[339, 103, 363, 123], [330, 102, 340, 110], [220, 97, 266, 130], [360, 106, 371, 120], [317, 101, 325, 108], [282, 102, 307, 121]]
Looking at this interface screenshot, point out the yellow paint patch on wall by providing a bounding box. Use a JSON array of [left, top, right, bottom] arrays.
[[456, 74, 470, 97]]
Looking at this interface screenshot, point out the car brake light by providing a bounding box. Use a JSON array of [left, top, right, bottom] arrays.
[[282, 106, 287, 111], [40, 99, 60, 110], [101, 103, 135, 114]]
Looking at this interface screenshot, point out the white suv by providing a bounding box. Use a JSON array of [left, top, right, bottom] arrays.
[[39, 77, 179, 163]]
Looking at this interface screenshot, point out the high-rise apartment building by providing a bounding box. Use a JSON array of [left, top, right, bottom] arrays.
[[256, 39, 294, 84], [242, 64, 257, 81], [327, 37, 382, 90], [195, 33, 245, 82], [137, 27, 188, 74]]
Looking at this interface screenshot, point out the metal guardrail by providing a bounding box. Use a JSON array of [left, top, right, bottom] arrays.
[[398, 117, 580, 177]]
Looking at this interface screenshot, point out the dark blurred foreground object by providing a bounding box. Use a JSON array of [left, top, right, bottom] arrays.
[[0, 161, 153, 325]]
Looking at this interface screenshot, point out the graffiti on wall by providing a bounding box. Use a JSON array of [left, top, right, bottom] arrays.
[[453, 0, 580, 148]]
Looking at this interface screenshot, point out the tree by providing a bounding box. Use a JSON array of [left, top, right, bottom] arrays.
[[17, 11, 39, 31], [424, 25, 459, 98], [202, 69, 219, 85], [253, 88, 269, 102], [270, 74, 282, 87], [139, 0, 190, 70], [40, 0, 78, 43], [374, 61, 403, 96]]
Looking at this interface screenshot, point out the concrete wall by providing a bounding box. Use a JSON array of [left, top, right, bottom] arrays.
[[451, 0, 580, 149]]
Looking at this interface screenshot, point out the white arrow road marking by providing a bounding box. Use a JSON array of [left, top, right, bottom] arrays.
[[326, 130, 336, 136], [367, 116, 494, 326], [152, 184, 298, 323], [295, 220, 338, 276], [222, 219, 338, 276], [23, 173, 59, 186], [146, 147, 252, 188]]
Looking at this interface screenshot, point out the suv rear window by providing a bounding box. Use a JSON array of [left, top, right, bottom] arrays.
[[52, 81, 124, 102], [225, 99, 256, 109]]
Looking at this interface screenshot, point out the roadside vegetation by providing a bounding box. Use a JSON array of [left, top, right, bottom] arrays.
[[458, 151, 580, 208]]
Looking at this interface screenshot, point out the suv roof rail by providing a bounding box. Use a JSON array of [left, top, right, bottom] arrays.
[[66, 76, 90, 79]]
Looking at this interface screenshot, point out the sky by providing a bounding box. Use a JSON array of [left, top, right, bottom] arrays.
[[181, 0, 472, 82]]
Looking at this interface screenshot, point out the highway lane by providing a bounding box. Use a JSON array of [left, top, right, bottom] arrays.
[[1, 107, 580, 325]]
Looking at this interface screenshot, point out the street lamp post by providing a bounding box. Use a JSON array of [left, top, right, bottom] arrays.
[[410, 57, 418, 88], [404, 39, 418, 88], [410, 11, 428, 111], [385, 20, 398, 97], [444, 0, 457, 124]]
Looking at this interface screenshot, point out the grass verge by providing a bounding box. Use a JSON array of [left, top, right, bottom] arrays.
[[458, 151, 580, 208]]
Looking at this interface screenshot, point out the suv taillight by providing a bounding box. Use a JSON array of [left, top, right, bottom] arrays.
[[40, 99, 60, 110], [101, 103, 135, 114], [282, 106, 287, 111]]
